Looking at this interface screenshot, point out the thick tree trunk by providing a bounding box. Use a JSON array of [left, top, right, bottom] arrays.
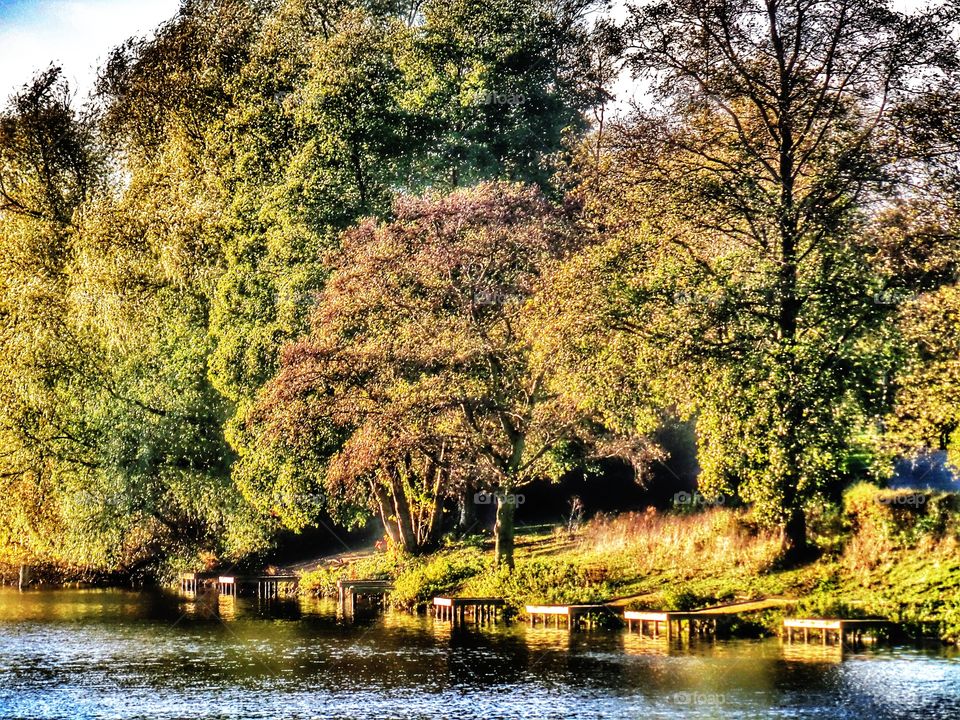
[[18, 565, 30, 591], [390, 474, 418, 554], [370, 479, 401, 546], [494, 494, 516, 569]]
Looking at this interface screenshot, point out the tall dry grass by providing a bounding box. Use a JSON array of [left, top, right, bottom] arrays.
[[578, 508, 781, 579]]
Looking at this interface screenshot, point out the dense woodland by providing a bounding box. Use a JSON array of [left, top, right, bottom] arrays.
[[1, 0, 960, 580]]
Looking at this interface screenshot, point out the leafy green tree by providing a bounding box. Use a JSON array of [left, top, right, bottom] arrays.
[[885, 286, 960, 469], [400, 0, 600, 189], [556, 0, 960, 558], [0, 68, 103, 568], [211, 0, 604, 536]]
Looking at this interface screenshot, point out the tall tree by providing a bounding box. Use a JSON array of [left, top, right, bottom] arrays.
[[0, 68, 103, 568], [578, 0, 960, 557]]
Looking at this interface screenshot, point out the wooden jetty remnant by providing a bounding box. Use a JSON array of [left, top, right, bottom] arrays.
[[180, 572, 298, 598], [337, 579, 393, 613], [218, 576, 237, 597], [624, 610, 731, 640], [526, 604, 616, 629], [783, 618, 893, 646], [433, 597, 505, 624], [180, 572, 217, 594], [257, 575, 299, 599]]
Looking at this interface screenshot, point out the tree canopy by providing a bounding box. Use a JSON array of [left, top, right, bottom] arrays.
[[1, 0, 959, 577]]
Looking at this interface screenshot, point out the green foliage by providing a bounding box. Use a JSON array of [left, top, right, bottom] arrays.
[[797, 595, 871, 620], [843, 482, 959, 547], [660, 588, 711, 612], [462, 559, 612, 611], [0, 0, 602, 577], [2, 0, 960, 592], [542, 0, 960, 557], [390, 550, 486, 609], [885, 285, 960, 468]]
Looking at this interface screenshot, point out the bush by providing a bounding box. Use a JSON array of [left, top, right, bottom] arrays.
[[842, 484, 960, 572], [390, 550, 485, 609], [661, 587, 711, 611], [797, 594, 870, 620], [462, 559, 613, 614]]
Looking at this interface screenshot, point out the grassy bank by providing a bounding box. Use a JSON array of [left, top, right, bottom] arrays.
[[300, 484, 960, 643]]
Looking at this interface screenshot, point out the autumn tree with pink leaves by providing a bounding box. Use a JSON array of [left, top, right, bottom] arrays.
[[253, 182, 589, 565]]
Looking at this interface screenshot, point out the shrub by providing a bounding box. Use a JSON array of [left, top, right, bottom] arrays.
[[299, 549, 406, 598], [842, 483, 960, 570], [661, 588, 711, 611], [461, 559, 613, 615], [797, 594, 870, 620], [390, 550, 485, 609]]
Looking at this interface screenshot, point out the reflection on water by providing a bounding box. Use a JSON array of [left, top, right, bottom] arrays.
[[0, 588, 957, 719]]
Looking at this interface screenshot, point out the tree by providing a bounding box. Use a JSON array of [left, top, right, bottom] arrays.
[[400, 0, 601, 189], [878, 77, 960, 469], [885, 285, 960, 469], [0, 4, 280, 575], [254, 183, 585, 565], [206, 0, 604, 537], [0, 68, 103, 569], [576, 0, 960, 558]]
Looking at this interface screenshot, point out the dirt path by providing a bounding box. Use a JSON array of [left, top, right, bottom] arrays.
[[693, 597, 798, 614], [282, 545, 378, 574]]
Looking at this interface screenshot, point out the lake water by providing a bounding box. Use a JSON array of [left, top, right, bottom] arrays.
[[0, 588, 957, 719]]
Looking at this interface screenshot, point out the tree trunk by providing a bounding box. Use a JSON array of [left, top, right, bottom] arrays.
[[370, 479, 400, 546], [457, 484, 477, 535], [387, 471, 417, 554], [781, 503, 809, 563], [494, 493, 516, 569], [18, 565, 30, 591], [424, 467, 446, 549]]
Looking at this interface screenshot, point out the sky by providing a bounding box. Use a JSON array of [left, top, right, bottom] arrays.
[[0, 0, 931, 105], [0, 0, 179, 102]]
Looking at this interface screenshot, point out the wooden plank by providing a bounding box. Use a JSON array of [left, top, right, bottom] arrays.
[[784, 618, 842, 630], [338, 579, 392, 591], [525, 604, 573, 616], [624, 611, 670, 622]]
